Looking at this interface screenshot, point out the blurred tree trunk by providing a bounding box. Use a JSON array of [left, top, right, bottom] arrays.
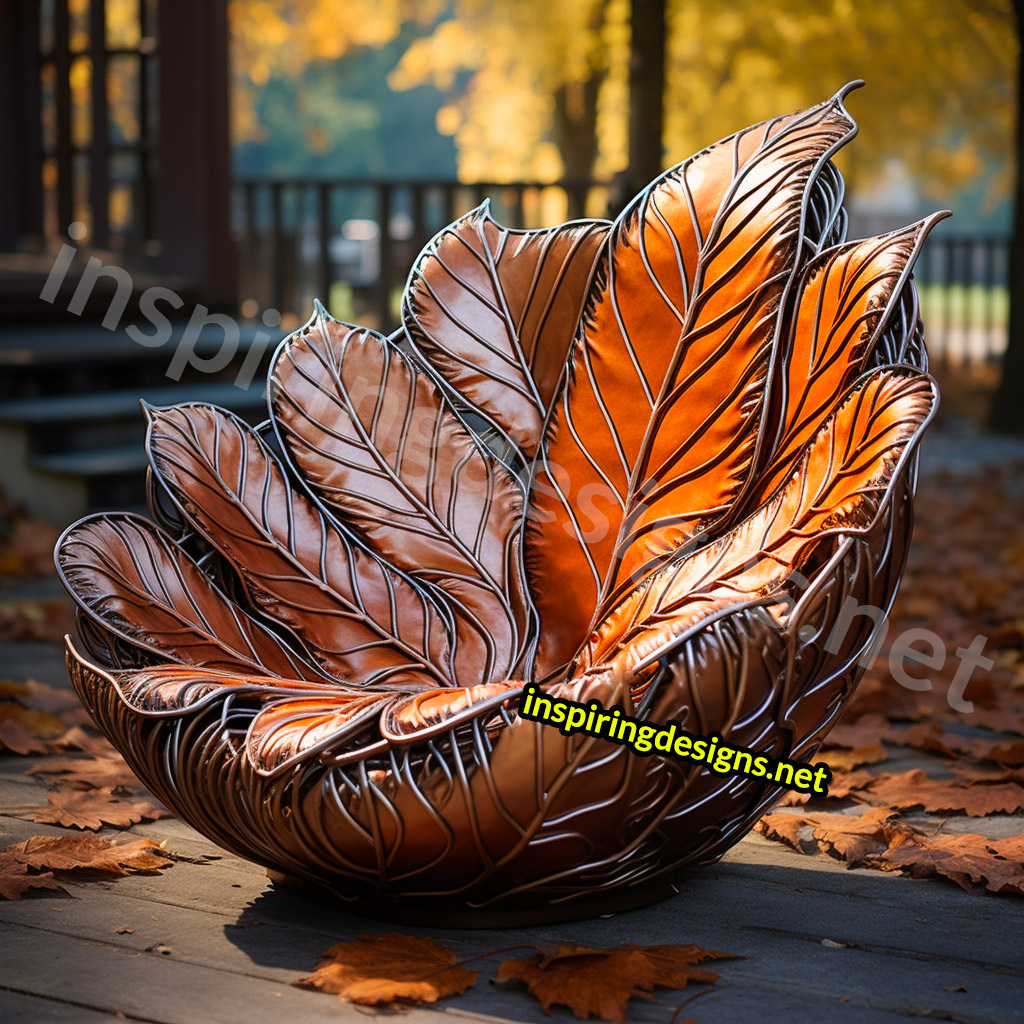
[[628, 0, 667, 186], [553, 76, 603, 183], [991, 0, 1024, 433], [608, 0, 667, 215]]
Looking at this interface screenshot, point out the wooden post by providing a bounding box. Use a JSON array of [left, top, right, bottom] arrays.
[[992, 0, 1024, 432], [155, 0, 236, 310], [627, 0, 667, 190]]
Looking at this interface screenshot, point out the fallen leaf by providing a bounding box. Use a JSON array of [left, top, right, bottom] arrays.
[[824, 769, 876, 799], [860, 769, 1024, 816], [820, 741, 888, 772], [0, 856, 65, 900], [756, 807, 901, 865], [116, 926, 134, 934], [0, 718, 50, 755], [8, 834, 174, 876], [295, 933, 477, 1007], [0, 702, 66, 738], [48, 726, 116, 756], [24, 787, 171, 830], [823, 714, 891, 749], [498, 946, 656, 1023], [28, 754, 142, 792], [497, 942, 734, 1023], [878, 831, 1024, 895], [0, 678, 81, 715]]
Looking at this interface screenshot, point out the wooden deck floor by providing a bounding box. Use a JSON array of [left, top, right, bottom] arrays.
[[2, 638, 1023, 1024]]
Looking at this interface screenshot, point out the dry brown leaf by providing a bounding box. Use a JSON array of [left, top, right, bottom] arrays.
[[0, 702, 66, 738], [960, 706, 1024, 734], [8, 834, 174, 876], [860, 769, 1024, 816], [28, 754, 142, 792], [497, 942, 733, 1023], [47, 726, 116, 756], [825, 769, 877, 799], [756, 807, 902, 865], [0, 856, 65, 900], [820, 741, 888, 772], [0, 678, 81, 715], [25, 787, 171, 830], [878, 831, 1024, 895], [619, 943, 738, 987], [499, 946, 657, 1023], [0, 718, 50, 755], [295, 933, 476, 1007]]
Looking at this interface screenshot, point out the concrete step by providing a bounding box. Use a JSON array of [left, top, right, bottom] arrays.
[[1, 380, 273, 520], [0, 380, 267, 456]]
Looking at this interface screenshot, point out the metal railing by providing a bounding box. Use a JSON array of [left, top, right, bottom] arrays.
[[232, 177, 1009, 366]]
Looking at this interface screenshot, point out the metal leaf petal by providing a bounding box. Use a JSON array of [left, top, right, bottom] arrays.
[[527, 87, 859, 675], [145, 403, 450, 688], [751, 214, 948, 504], [581, 367, 936, 675], [270, 312, 532, 682], [404, 203, 609, 460], [56, 513, 330, 681]]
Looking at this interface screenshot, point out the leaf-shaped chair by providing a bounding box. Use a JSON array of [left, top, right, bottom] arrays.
[[57, 85, 944, 924]]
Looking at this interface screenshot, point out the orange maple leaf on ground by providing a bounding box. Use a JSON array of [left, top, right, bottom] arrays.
[[496, 942, 737, 1024], [756, 808, 1024, 897], [28, 754, 142, 792], [0, 857, 65, 900], [820, 741, 889, 772], [295, 933, 477, 1007], [878, 832, 1024, 894], [23, 787, 171, 830], [0, 834, 174, 899], [858, 769, 1024, 816], [756, 807, 902, 864], [8, 834, 174, 876]]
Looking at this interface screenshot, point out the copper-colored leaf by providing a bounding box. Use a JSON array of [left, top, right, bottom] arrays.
[[860, 769, 1024, 816], [0, 702, 66, 738], [58, 514, 330, 681], [756, 806, 903, 865], [581, 369, 935, 676], [0, 856, 65, 900], [145, 404, 451, 688], [295, 933, 477, 1007], [270, 314, 530, 681], [825, 769, 877, 799], [404, 204, 609, 457], [753, 218, 943, 502], [879, 831, 1024, 894], [820, 741, 889, 772], [8, 834, 173, 876], [497, 942, 733, 1023], [25, 786, 171, 830], [0, 678, 82, 714], [29, 753, 142, 792], [0, 718, 50, 755], [528, 90, 857, 674]]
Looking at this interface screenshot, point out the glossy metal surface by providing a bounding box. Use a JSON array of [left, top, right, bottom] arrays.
[[57, 85, 943, 923]]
